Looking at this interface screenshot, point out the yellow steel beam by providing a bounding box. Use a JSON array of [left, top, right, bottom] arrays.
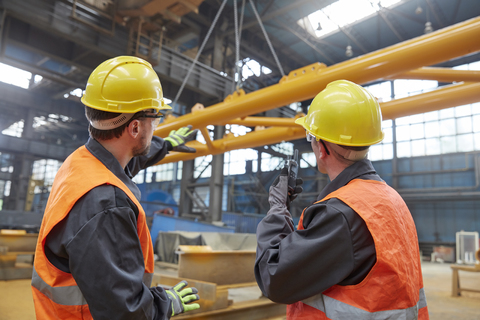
[[221, 115, 304, 127], [160, 126, 306, 164], [158, 81, 480, 164], [391, 67, 480, 82], [381, 81, 480, 120], [154, 16, 480, 138]]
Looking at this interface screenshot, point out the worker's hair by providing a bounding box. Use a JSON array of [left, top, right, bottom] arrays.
[[85, 106, 144, 140], [331, 144, 370, 165]]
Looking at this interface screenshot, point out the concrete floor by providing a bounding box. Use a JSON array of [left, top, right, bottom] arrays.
[[0, 262, 479, 320]]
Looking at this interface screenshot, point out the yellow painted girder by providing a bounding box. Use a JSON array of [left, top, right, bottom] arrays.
[[381, 81, 480, 120], [158, 82, 480, 164], [155, 16, 480, 138], [155, 17, 480, 164], [392, 67, 480, 82]]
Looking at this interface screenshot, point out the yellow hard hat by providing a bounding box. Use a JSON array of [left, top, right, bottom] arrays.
[[81, 56, 171, 113], [295, 80, 384, 146]]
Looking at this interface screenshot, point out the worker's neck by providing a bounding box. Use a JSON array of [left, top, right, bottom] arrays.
[[326, 160, 352, 181], [96, 138, 133, 169]]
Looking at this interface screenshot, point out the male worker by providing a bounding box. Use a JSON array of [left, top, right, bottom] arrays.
[[32, 56, 201, 319], [255, 80, 428, 319]]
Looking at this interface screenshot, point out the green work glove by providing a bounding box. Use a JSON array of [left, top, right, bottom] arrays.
[[165, 280, 200, 316], [164, 125, 198, 153]]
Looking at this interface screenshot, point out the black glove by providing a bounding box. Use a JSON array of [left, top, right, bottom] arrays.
[[164, 125, 198, 153], [269, 166, 303, 209]]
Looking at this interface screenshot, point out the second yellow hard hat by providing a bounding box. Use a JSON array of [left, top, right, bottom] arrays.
[[295, 80, 384, 147]]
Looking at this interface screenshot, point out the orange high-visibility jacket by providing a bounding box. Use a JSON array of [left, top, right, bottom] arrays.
[[31, 146, 155, 319], [287, 179, 429, 320]]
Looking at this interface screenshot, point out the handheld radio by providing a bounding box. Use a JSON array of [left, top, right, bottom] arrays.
[[286, 149, 299, 195]]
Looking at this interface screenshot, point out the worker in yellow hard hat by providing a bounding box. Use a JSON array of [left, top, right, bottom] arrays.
[[255, 80, 429, 319], [32, 56, 200, 319]]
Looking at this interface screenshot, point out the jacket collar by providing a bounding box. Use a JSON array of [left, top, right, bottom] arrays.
[[317, 159, 380, 201], [85, 138, 141, 200]]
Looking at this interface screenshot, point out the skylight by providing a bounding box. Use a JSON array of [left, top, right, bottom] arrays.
[[0, 63, 32, 89], [298, 0, 402, 38], [236, 58, 273, 82]]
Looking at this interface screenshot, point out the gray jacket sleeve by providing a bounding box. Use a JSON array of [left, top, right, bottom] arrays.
[[255, 198, 376, 305], [127, 136, 170, 176], [45, 185, 173, 320]]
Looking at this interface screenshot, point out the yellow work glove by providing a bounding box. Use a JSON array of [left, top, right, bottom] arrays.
[[164, 125, 198, 153], [165, 280, 200, 316]]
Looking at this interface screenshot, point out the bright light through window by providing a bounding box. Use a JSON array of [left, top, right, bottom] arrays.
[[236, 58, 272, 81], [243, 58, 261, 78], [64, 88, 84, 99], [299, 0, 402, 38], [0, 63, 32, 89]]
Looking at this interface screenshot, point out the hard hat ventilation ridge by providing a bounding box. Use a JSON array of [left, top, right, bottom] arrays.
[[90, 113, 135, 130]]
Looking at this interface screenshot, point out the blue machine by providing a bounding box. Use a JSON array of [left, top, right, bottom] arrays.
[[149, 214, 234, 247]]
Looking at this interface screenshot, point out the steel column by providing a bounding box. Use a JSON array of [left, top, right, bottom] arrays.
[[178, 160, 194, 217], [209, 126, 225, 222]]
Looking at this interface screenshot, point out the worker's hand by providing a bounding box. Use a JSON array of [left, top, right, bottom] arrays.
[[166, 280, 200, 316], [288, 176, 303, 203], [164, 125, 198, 153], [269, 166, 303, 209]]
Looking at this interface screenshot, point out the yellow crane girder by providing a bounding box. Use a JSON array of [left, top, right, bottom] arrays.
[[155, 17, 480, 165]]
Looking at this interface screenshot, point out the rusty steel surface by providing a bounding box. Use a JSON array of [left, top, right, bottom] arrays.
[[0, 231, 38, 253], [174, 298, 286, 320], [177, 249, 257, 286]]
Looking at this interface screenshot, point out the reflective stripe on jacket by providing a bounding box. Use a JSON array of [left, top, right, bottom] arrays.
[[287, 179, 429, 320], [31, 145, 155, 319]]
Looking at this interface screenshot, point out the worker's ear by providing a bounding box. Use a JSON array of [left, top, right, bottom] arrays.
[[317, 140, 327, 159], [126, 119, 141, 139]]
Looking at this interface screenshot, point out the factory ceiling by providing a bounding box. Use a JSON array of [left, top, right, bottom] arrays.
[[0, 0, 479, 161]]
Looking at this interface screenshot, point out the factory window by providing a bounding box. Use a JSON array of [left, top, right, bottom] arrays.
[[195, 155, 213, 178], [0, 180, 5, 209], [272, 142, 294, 157], [223, 124, 259, 175], [395, 104, 480, 157], [368, 120, 393, 161], [63, 88, 84, 99], [3, 181, 11, 197], [145, 163, 176, 183], [236, 58, 272, 82], [132, 171, 144, 184], [364, 81, 394, 161], [31, 159, 62, 192], [2, 120, 24, 137], [392, 59, 480, 157], [260, 153, 284, 172], [300, 152, 316, 168], [0, 63, 32, 89], [0, 153, 14, 174], [298, 0, 402, 39], [225, 149, 258, 175], [365, 81, 392, 103]]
